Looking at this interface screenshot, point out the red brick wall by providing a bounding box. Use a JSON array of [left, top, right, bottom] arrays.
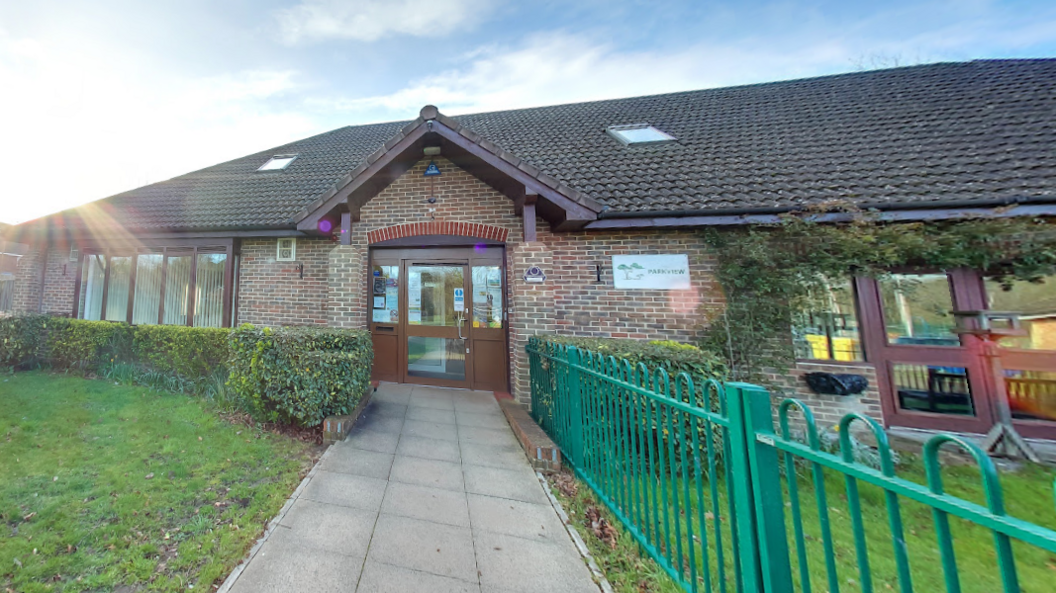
[[11, 248, 44, 314], [237, 238, 335, 326], [41, 250, 78, 316]]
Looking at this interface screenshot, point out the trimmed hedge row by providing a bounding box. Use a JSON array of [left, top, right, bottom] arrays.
[[539, 335, 727, 383], [0, 315, 373, 427], [227, 324, 373, 427], [0, 315, 229, 378]]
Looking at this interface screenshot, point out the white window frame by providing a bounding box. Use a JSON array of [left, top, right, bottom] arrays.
[[606, 124, 677, 146], [277, 238, 297, 262], [258, 154, 298, 171]]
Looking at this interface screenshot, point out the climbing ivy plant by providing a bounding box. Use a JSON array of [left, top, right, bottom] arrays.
[[698, 208, 1056, 383]]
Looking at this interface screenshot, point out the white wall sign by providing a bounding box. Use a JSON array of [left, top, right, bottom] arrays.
[[612, 254, 691, 289]]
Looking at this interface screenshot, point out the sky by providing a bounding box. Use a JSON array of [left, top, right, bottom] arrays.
[[1, 0, 1054, 224]]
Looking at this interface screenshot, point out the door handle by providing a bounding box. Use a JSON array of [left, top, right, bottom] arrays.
[[456, 311, 466, 340]]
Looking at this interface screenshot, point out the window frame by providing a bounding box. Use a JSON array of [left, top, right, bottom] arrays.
[[71, 239, 239, 328], [257, 154, 298, 171], [276, 237, 297, 262], [792, 276, 867, 364], [606, 123, 677, 146]]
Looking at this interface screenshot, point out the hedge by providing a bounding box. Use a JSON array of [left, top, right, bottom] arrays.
[[539, 335, 727, 384], [228, 324, 373, 427], [1, 316, 375, 428], [0, 315, 226, 380]]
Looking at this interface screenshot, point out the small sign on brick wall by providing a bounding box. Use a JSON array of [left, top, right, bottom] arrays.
[[612, 254, 691, 289]]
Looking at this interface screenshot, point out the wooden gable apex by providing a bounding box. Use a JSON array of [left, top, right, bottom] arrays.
[[295, 106, 604, 237]]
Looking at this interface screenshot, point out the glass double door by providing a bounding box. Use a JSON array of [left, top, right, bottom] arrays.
[[369, 247, 507, 391]]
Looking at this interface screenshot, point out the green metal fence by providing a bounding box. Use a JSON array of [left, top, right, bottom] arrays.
[[526, 338, 1056, 593]]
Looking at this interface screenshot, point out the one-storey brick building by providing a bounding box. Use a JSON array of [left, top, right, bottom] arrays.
[[7, 59, 1056, 440]]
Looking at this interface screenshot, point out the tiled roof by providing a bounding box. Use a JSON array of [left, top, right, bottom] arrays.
[[34, 59, 1056, 231]]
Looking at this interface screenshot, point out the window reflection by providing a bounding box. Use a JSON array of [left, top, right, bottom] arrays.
[[879, 274, 959, 346]]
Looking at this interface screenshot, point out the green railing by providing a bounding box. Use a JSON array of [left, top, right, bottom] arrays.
[[526, 337, 1056, 593]]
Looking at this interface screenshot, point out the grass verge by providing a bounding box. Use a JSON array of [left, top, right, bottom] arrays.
[[0, 371, 318, 593]]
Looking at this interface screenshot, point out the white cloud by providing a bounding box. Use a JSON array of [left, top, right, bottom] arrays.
[[307, 32, 856, 118], [0, 28, 321, 224], [276, 0, 494, 44]]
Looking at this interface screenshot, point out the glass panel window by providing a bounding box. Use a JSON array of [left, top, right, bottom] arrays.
[[163, 253, 192, 325], [407, 336, 467, 381], [132, 253, 164, 325], [472, 265, 503, 329], [408, 265, 463, 326], [985, 275, 1056, 350], [78, 254, 106, 321], [105, 256, 132, 322], [1005, 370, 1056, 421], [893, 363, 975, 416], [879, 273, 959, 346], [792, 278, 862, 361], [371, 264, 399, 324], [194, 253, 226, 328]]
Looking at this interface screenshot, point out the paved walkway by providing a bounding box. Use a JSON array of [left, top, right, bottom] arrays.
[[228, 383, 600, 593]]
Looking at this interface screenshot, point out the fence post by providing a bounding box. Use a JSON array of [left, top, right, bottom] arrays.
[[726, 382, 794, 593], [567, 346, 585, 468]]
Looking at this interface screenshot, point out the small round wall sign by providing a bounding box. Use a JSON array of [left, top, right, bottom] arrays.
[[524, 266, 546, 283]]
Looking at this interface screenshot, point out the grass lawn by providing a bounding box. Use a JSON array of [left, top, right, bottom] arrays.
[[547, 453, 1056, 593], [0, 371, 316, 593]]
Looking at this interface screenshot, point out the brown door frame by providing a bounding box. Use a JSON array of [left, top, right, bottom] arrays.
[[368, 246, 509, 391], [402, 258, 473, 389]]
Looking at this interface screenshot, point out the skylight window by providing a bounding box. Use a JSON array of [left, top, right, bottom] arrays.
[[258, 154, 297, 171], [607, 124, 676, 146]]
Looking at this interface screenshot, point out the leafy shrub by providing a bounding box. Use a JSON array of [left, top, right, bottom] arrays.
[[540, 335, 727, 384], [46, 319, 133, 371], [0, 315, 231, 397], [132, 324, 229, 378], [228, 324, 373, 427], [0, 314, 50, 367]]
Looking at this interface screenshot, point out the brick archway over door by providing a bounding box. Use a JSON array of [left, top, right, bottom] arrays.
[[367, 222, 509, 245]]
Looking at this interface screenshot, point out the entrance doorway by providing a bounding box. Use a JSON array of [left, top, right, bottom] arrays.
[[369, 246, 507, 391]]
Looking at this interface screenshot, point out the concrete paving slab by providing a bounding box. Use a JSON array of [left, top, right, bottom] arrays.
[[356, 560, 480, 593], [381, 481, 471, 528], [474, 530, 599, 593], [406, 405, 457, 424], [463, 465, 549, 504], [225, 386, 598, 593], [353, 413, 404, 434], [467, 493, 567, 541], [367, 400, 408, 419], [459, 442, 530, 470], [229, 528, 363, 593], [277, 499, 377, 558], [402, 418, 459, 442], [346, 427, 401, 454], [396, 435, 462, 462], [373, 384, 413, 404], [368, 513, 478, 581], [302, 470, 387, 511], [458, 425, 520, 448], [456, 410, 510, 428], [318, 446, 394, 480], [390, 455, 465, 491]]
